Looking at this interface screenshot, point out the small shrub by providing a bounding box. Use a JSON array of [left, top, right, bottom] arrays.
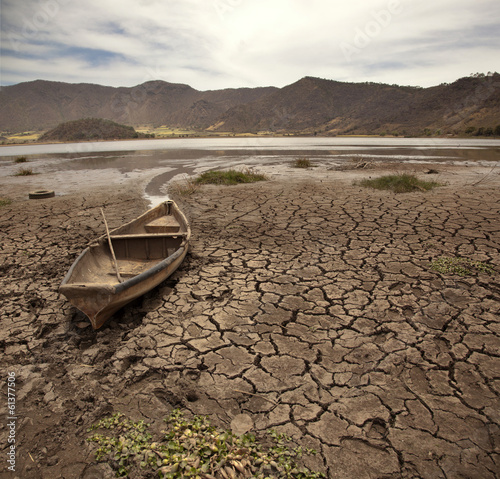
[[195, 168, 268, 186], [15, 156, 27, 163], [358, 174, 440, 193], [14, 167, 35, 176], [0, 197, 12, 207], [431, 257, 494, 276], [293, 158, 313, 168]]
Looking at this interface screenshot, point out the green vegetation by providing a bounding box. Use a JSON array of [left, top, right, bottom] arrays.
[[195, 168, 268, 186], [14, 167, 35, 176], [293, 158, 313, 168], [358, 174, 440, 193], [464, 125, 500, 137], [431, 257, 494, 276], [88, 410, 325, 478], [0, 197, 12, 207], [15, 156, 27, 163], [136, 126, 199, 138]]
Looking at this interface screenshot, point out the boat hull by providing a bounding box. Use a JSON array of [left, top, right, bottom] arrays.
[[59, 201, 190, 329], [60, 245, 188, 329]]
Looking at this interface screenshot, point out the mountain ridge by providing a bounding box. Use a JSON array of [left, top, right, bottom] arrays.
[[1, 74, 499, 136], [0, 79, 278, 132]]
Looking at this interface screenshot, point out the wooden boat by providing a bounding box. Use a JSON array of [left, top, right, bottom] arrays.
[[59, 200, 190, 329]]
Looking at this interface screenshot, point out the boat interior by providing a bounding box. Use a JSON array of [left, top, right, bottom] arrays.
[[109, 201, 187, 236], [70, 235, 185, 284], [67, 202, 188, 285]]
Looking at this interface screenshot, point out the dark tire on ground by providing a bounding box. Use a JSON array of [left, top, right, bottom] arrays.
[[29, 190, 55, 199]]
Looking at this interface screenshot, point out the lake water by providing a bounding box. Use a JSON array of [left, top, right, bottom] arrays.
[[2, 137, 500, 205]]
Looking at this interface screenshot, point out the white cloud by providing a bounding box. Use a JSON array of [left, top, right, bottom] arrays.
[[1, 0, 499, 89]]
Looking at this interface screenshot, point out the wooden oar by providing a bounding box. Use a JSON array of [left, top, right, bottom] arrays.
[[101, 208, 123, 283]]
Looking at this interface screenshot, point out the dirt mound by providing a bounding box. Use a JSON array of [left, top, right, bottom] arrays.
[[39, 118, 140, 142]]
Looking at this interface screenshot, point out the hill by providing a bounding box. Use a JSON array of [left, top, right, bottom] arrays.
[[209, 74, 500, 136], [39, 118, 142, 142], [0, 80, 277, 133], [1, 74, 499, 136]]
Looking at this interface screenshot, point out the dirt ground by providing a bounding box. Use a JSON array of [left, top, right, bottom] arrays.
[[1, 162, 499, 478]]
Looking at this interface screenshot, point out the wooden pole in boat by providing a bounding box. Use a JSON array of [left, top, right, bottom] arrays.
[[100, 208, 123, 283]]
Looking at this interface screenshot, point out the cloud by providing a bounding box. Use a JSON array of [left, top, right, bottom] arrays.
[[1, 0, 499, 89]]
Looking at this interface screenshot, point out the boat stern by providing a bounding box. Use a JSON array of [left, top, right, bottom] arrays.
[[59, 283, 117, 329]]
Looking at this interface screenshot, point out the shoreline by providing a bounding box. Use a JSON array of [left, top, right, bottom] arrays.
[[1, 155, 500, 206], [3, 131, 500, 148], [2, 134, 500, 152]]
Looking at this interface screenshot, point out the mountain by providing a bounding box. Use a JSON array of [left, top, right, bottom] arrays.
[[0, 80, 277, 132], [1, 74, 499, 136], [209, 74, 500, 135]]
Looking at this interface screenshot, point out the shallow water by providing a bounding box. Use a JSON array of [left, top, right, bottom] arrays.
[[2, 136, 500, 157], [2, 137, 499, 206]]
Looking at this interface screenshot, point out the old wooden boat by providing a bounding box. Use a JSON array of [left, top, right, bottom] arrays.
[[59, 200, 190, 329]]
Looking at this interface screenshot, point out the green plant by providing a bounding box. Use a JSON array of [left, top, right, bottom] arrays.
[[195, 168, 268, 186], [431, 257, 494, 276], [87, 409, 325, 478], [14, 167, 35, 176], [293, 158, 313, 168], [0, 197, 12, 207], [15, 156, 27, 163], [88, 413, 152, 477], [358, 174, 440, 193]]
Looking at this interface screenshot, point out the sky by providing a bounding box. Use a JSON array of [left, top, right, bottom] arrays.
[[1, 0, 499, 91]]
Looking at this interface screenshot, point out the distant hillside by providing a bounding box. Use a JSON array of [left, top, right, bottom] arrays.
[[1, 74, 499, 136], [0, 80, 277, 132], [39, 118, 141, 142], [209, 74, 500, 136]]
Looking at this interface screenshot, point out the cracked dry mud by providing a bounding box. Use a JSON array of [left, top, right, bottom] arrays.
[[1, 166, 500, 478]]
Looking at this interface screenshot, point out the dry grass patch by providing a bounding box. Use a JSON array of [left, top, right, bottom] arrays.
[[358, 173, 440, 193], [14, 167, 35, 176], [293, 158, 314, 168], [168, 176, 200, 196], [195, 168, 268, 186]]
